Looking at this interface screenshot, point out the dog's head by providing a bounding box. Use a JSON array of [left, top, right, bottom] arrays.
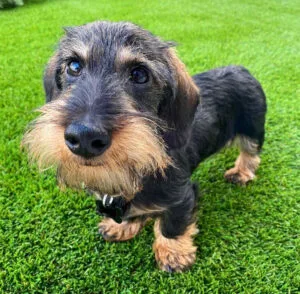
[[23, 21, 199, 198]]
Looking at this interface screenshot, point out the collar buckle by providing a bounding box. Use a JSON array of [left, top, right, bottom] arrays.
[[95, 193, 128, 224]]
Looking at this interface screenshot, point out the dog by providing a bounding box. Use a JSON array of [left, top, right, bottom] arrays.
[[23, 21, 267, 272]]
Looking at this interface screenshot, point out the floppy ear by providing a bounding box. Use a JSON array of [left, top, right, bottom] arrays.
[[43, 52, 62, 102], [159, 48, 200, 149]]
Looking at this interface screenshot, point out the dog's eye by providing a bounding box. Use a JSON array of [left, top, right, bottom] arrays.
[[130, 67, 149, 84], [67, 60, 82, 76]]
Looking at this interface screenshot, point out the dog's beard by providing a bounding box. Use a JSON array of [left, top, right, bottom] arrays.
[[22, 100, 171, 200]]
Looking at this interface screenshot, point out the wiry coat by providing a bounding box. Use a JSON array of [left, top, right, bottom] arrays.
[[23, 21, 266, 272]]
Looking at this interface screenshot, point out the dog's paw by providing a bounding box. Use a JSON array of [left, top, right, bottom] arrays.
[[154, 244, 196, 273], [153, 221, 198, 272], [224, 167, 255, 185], [98, 217, 145, 242], [225, 152, 260, 185]]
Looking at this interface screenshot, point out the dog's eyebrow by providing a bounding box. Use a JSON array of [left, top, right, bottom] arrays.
[[61, 41, 89, 63], [115, 47, 164, 82], [115, 47, 153, 69]]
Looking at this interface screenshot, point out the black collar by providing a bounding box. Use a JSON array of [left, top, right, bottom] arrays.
[[95, 193, 129, 223]]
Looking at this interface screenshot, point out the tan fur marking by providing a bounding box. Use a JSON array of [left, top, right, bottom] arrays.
[[225, 151, 261, 185], [58, 117, 171, 199], [127, 204, 165, 218], [21, 99, 67, 169], [153, 220, 198, 272], [115, 47, 160, 78], [22, 99, 171, 200], [167, 48, 200, 104], [115, 47, 145, 65], [45, 53, 59, 77], [61, 39, 88, 61], [98, 217, 149, 241]]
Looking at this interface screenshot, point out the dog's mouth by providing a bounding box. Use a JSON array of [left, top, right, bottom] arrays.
[[63, 146, 107, 167], [75, 156, 104, 167], [81, 161, 104, 167]]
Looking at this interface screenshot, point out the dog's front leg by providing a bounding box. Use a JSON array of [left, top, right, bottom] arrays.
[[153, 187, 199, 272]]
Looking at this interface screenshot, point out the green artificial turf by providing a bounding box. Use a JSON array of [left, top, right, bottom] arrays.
[[0, 0, 299, 292]]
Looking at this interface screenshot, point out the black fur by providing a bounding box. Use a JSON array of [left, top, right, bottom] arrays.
[[127, 65, 266, 238]]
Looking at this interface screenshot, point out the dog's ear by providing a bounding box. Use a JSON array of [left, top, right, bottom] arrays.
[[43, 52, 62, 102], [159, 48, 200, 149]]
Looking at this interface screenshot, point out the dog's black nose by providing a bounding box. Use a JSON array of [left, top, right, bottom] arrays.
[[64, 123, 110, 158]]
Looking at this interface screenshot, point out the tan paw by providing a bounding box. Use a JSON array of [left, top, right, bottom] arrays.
[[98, 217, 146, 242], [225, 152, 260, 185], [224, 167, 255, 185], [154, 244, 196, 272], [153, 221, 198, 272]]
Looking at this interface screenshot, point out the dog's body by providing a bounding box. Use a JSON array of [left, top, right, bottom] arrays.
[[127, 65, 266, 235], [23, 21, 266, 272]]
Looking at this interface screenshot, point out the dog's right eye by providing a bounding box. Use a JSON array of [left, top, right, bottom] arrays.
[[67, 60, 82, 76], [130, 66, 149, 84]]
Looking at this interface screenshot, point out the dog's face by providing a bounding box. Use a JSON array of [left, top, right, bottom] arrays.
[[23, 21, 199, 198]]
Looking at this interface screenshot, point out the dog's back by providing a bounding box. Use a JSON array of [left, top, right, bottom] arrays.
[[186, 66, 267, 175]]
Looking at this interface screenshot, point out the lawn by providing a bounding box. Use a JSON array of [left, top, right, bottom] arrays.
[[0, 0, 299, 293]]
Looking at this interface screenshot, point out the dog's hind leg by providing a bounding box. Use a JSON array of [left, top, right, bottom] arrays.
[[224, 136, 262, 185]]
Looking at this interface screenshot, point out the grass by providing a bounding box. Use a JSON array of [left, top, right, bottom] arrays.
[[0, 0, 299, 292]]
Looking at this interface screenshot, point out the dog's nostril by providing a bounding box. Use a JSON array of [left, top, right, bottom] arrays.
[[91, 139, 106, 149], [68, 136, 79, 146], [65, 134, 80, 147]]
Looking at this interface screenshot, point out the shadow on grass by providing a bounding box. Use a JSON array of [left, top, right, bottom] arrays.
[[0, 0, 49, 10], [24, 0, 47, 4], [24, 0, 51, 6]]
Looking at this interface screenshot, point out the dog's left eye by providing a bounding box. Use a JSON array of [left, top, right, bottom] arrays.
[[130, 67, 149, 84], [67, 60, 82, 76]]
